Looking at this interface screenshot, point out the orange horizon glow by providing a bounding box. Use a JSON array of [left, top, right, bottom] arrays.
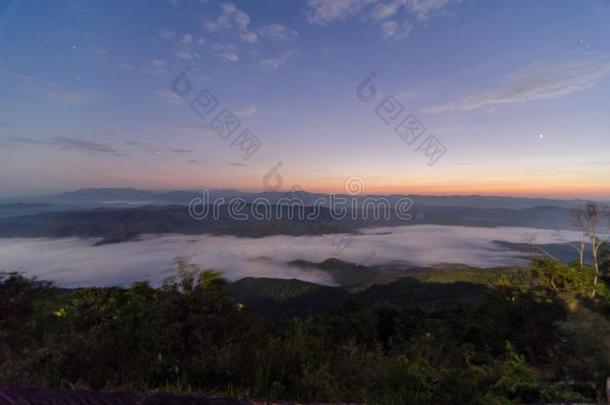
[[59, 178, 610, 201]]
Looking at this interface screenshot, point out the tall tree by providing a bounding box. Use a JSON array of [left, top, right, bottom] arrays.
[[570, 202, 609, 297]]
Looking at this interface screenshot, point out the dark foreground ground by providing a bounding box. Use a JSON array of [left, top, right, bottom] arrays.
[[0, 385, 364, 405]]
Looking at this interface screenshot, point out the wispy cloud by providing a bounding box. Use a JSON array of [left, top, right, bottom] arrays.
[[405, 0, 454, 20], [305, 0, 455, 40], [213, 43, 239, 63], [159, 29, 176, 40], [151, 59, 168, 68], [4, 136, 119, 155], [425, 53, 610, 113], [202, 3, 299, 68], [156, 90, 183, 105], [0, 122, 17, 133], [380, 20, 412, 40], [240, 31, 258, 43], [174, 50, 197, 60], [180, 34, 193, 44], [371, 1, 401, 20], [52, 137, 118, 153], [306, 0, 378, 24], [205, 2, 257, 44], [124, 141, 152, 147], [236, 105, 257, 116], [257, 23, 299, 42], [220, 50, 239, 62], [45, 89, 99, 105], [260, 51, 296, 72], [175, 124, 216, 134], [123, 141, 194, 155], [0, 70, 103, 105]]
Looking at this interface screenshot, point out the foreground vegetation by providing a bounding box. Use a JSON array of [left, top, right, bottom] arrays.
[[2, 256, 610, 404]]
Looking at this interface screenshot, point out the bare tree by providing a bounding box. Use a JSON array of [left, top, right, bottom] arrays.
[[569, 207, 588, 268], [570, 202, 609, 297], [553, 228, 586, 268], [522, 233, 559, 263]]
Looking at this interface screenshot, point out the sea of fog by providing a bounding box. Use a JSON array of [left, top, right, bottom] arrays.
[[0, 225, 582, 287]]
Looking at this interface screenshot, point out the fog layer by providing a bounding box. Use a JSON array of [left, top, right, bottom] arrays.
[[0, 225, 581, 287]]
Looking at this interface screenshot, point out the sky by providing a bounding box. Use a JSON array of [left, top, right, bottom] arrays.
[[1, 0, 609, 199]]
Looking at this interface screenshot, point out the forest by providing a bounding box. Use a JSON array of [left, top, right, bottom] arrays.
[[2, 246, 610, 404]]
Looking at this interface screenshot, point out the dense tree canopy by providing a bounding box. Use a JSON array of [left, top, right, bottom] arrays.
[[2, 256, 610, 404]]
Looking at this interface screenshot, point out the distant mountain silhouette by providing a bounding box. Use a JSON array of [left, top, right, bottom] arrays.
[[1, 187, 603, 213]]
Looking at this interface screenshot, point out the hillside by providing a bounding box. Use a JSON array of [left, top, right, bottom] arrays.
[[0, 203, 576, 241]]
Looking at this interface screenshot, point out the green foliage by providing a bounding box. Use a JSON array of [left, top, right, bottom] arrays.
[[1, 258, 609, 403]]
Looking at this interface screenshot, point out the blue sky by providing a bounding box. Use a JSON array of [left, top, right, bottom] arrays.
[[1, 0, 609, 198]]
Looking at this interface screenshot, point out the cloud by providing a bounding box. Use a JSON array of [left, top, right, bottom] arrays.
[[204, 14, 232, 32], [45, 89, 99, 105], [151, 59, 167, 68], [228, 162, 248, 166], [5, 136, 118, 154], [306, 0, 378, 24], [148, 60, 169, 76], [52, 137, 118, 153], [156, 90, 183, 104], [0, 70, 103, 105], [257, 23, 299, 42], [425, 53, 610, 113], [174, 51, 196, 60], [0, 122, 16, 132], [260, 51, 296, 72], [115, 61, 135, 71], [236, 105, 257, 116], [405, 0, 453, 20], [159, 29, 176, 39], [305, 0, 456, 39], [380, 20, 412, 40], [0, 226, 581, 287], [239, 31, 258, 43], [219, 50, 239, 62], [181, 34, 193, 44], [232, 10, 251, 31], [213, 44, 239, 62], [124, 141, 153, 147], [203, 3, 253, 43], [123, 140, 194, 155], [371, 1, 401, 20], [146, 147, 194, 156], [175, 124, 216, 133]]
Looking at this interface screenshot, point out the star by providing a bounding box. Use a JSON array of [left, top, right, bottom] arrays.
[[539, 134, 544, 139]]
